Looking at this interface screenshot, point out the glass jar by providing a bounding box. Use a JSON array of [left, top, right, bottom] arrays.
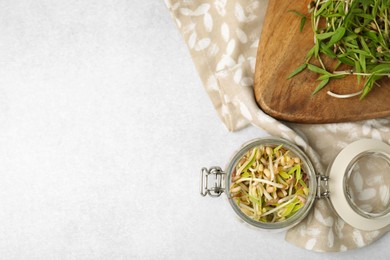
[[200, 137, 390, 231]]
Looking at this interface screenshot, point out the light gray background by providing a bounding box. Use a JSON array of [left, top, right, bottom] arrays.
[[0, 0, 388, 259]]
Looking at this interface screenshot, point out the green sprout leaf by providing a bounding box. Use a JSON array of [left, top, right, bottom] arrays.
[[307, 64, 332, 75], [287, 64, 307, 79], [313, 78, 330, 94]]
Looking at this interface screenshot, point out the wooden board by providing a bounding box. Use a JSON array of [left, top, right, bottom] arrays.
[[254, 0, 390, 124]]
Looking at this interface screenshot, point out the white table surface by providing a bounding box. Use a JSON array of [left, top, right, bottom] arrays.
[[0, 1, 389, 259]]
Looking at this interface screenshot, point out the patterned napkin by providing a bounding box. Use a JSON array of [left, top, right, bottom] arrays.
[[165, 0, 390, 252]]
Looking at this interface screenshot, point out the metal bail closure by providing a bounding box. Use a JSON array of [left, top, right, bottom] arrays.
[[316, 174, 330, 199], [200, 167, 226, 197]]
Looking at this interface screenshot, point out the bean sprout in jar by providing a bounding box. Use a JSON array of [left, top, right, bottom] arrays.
[[229, 144, 310, 223]]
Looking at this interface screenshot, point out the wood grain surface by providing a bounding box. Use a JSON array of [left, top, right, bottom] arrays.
[[254, 0, 390, 124]]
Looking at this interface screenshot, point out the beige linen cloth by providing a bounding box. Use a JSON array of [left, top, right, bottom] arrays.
[[165, 0, 390, 252]]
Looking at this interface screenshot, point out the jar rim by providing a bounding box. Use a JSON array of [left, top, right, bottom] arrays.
[[327, 139, 390, 231], [225, 137, 317, 231]]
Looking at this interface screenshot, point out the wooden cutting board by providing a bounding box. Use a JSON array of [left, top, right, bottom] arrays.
[[254, 0, 390, 124]]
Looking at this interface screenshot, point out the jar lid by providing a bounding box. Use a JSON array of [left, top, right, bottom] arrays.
[[328, 139, 390, 231]]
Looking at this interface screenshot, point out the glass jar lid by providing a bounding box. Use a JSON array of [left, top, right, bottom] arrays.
[[327, 139, 390, 231]]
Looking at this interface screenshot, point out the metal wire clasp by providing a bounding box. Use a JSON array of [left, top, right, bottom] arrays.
[[316, 174, 330, 199], [200, 167, 226, 197]]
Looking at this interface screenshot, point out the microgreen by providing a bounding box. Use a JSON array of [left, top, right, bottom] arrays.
[[289, 10, 308, 32], [288, 0, 390, 98]]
